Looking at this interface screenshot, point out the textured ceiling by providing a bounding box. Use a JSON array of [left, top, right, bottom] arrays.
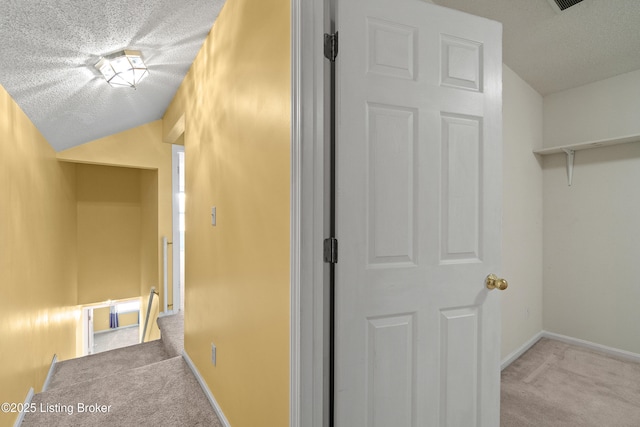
[[432, 0, 640, 96], [0, 0, 225, 151], [2, 0, 639, 151]]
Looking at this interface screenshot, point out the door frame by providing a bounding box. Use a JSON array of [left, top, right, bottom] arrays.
[[172, 144, 185, 313], [291, 0, 328, 426], [291, 2, 505, 426]]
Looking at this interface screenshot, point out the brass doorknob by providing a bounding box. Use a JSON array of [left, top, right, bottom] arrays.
[[486, 274, 508, 291]]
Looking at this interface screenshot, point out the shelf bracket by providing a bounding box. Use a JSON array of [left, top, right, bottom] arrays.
[[563, 149, 575, 186]]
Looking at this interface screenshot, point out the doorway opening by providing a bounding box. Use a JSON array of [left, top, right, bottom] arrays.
[[82, 297, 142, 355]]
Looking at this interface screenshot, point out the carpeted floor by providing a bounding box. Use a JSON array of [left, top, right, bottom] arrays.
[[30, 320, 640, 426], [22, 314, 222, 427], [93, 326, 140, 354], [501, 338, 640, 426], [24, 356, 222, 427], [48, 340, 170, 391], [157, 313, 184, 358]]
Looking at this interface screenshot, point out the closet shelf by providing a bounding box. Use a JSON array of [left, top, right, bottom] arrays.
[[532, 134, 640, 185], [533, 134, 640, 155]]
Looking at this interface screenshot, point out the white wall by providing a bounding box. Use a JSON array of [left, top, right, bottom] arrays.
[[542, 70, 640, 354], [544, 69, 640, 147], [501, 65, 544, 359]]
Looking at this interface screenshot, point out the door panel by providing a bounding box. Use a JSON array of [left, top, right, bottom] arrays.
[[440, 306, 479, 426], [367, 314, 415, 427], [440, 113, 482, 262], [335, 0, 503, 425], [367, 103, 417, 267]]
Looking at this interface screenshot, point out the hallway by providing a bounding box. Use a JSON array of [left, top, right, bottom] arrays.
[[0, 0, 291, 426], [20, 315, 222, 426]]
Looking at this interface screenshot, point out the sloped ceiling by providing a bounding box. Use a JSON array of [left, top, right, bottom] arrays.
[[1, 0, 639, 151], [0, 0, 224, 151], [432, 0, 640, 96]]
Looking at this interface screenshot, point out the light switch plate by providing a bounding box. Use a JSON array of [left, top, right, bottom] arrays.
[[211, 206, 216, 226], [211, 343, 217, 366]]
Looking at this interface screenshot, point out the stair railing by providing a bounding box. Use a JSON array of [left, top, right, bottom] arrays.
[[141, 287, 159, 343]]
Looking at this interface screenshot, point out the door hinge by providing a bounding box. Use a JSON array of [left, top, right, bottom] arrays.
[[324, 32, 339, 62], [324, 237, 338, 264]]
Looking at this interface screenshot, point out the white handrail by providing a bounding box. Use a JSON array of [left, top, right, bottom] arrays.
[[162, 236, 169, 313], [141, 287, 158, 343]]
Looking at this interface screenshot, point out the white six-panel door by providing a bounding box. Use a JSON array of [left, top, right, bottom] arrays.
[[334, 0, 503, 425]]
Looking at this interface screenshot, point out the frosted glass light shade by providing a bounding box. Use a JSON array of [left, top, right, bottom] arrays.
[[95, 50, 149, 88]]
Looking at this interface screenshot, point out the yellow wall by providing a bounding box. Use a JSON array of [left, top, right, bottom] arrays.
[[58, 121, 170, 314], [76, 164, 142, 304], [93, 307, 139, 332], [0, 84, 80, 427], [163, 0, 290, 425], [140, 169, 159, 300], [118, 312, 139, 328], [93, 306, 111, 332]]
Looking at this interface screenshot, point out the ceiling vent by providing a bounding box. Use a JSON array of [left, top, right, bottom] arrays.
[[546, 0, 585, 12]]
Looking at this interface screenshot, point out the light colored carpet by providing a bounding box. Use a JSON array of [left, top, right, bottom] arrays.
[[93, 326, 140, 354], [47, 340, 170, 391], [157, 313, 184, 358], [22, 315, 221, 426], [23, 356, 222, 427], [501, 338, 640, 426]]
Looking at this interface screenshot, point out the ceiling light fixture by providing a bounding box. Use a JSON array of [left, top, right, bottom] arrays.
[[95, 50, 149, 89]]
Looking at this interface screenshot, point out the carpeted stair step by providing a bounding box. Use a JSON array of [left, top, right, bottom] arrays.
[[157, 313, 184, 358], [22, 356, 222, 427], [47, 340, 170, 391]]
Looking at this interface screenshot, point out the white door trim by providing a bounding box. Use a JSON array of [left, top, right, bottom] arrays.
[[172, 144, 185, 313], [290, 0, 302, 422], [291, 0, 328, 426]]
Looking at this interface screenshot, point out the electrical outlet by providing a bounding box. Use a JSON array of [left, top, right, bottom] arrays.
[[211, 343, 217, 366]]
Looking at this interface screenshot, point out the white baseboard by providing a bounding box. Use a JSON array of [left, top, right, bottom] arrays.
[[501, 330, 640, 370], [13, 387, 34, 427], [42, 354, 58, 392], [182, 350, 231, 427], [501, 331, 543, 370], [542, 331, 640, 363]]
